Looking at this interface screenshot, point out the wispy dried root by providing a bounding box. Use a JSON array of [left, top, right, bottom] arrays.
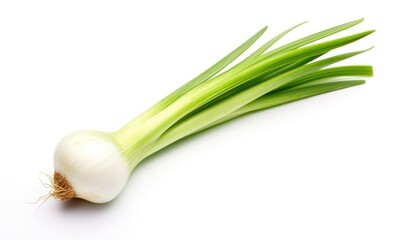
[[41, 172, 76, 201], [51, 172, 76, 201]]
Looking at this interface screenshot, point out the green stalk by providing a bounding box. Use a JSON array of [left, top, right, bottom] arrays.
[[118, 18, 364, 137], [152, 30, 372, 131], [115, 30, 373, 155], [143, 51, 371, 157], [109, 19, 373, 170]]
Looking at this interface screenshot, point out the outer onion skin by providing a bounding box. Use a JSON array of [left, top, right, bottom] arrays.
[[53, 131, 130, 203]]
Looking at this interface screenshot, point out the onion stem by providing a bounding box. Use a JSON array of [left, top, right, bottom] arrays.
[[49, 19, 374, 203]]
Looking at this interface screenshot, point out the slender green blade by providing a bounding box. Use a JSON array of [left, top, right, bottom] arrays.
[[264, 18, 364, 58], [129, 26, 268, 124], [278, 65, 373, 91], [239, 21, 308, 64], [184, 26, 268, 90], [214, 80, 366, 125]]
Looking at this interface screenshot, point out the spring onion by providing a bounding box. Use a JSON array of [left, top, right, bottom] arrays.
[[48, 19, 374, 203]]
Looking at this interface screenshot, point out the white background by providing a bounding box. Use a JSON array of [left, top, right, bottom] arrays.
[[0, 0, 402, 239]]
